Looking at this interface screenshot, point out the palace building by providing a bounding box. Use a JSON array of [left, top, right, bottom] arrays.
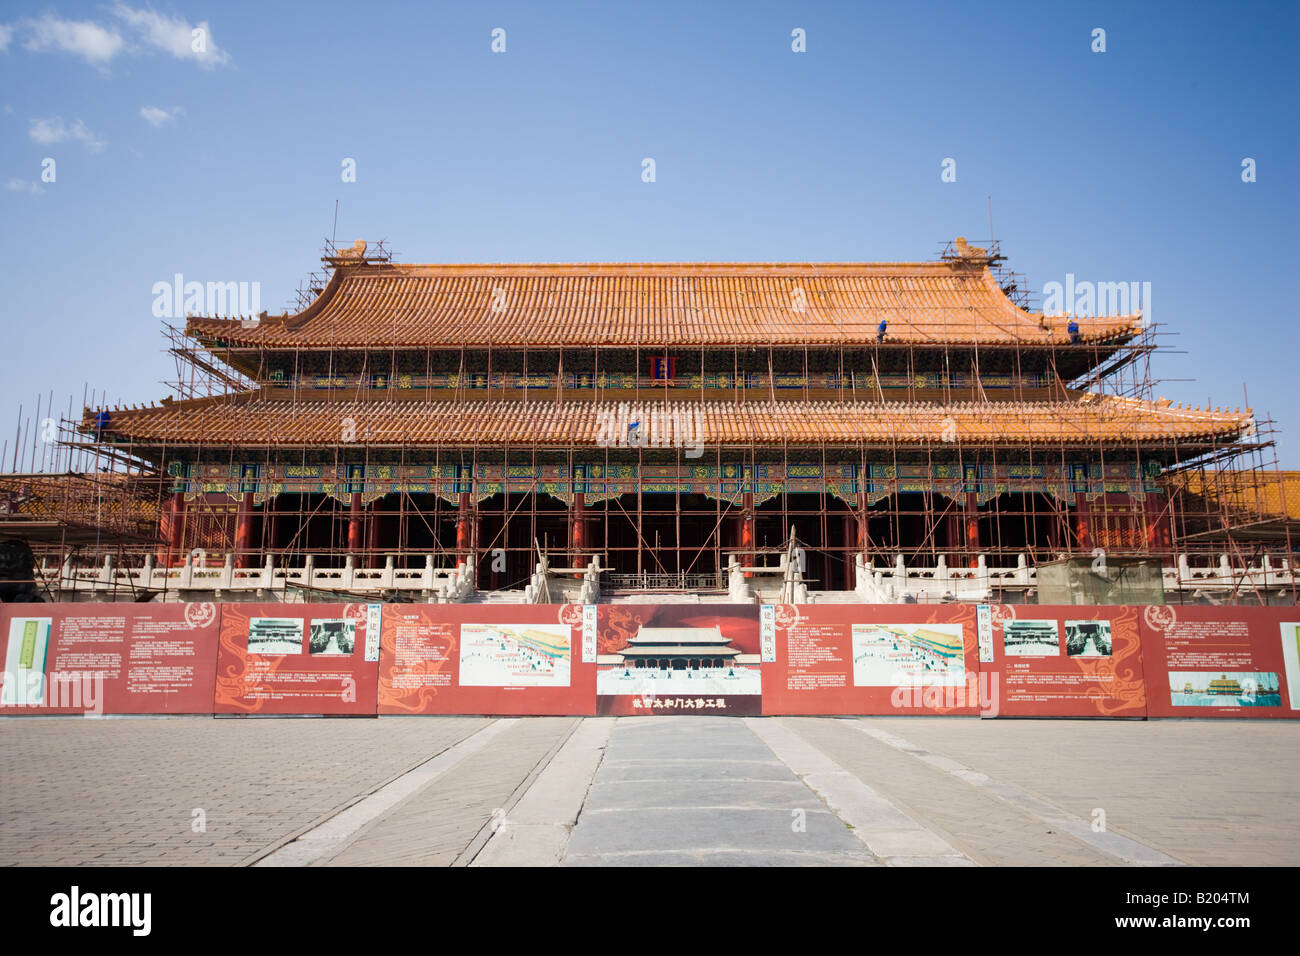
[[613, 627, 743, 671], [61, 236, 1281, 602]]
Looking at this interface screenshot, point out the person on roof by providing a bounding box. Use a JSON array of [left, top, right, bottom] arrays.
[[877, 319, 887, 343], [1067, 319, 1080, 344]]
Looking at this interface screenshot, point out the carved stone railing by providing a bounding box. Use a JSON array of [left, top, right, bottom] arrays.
[[524, 551, 604, 605], [853, 553, 1297, 604], [34, 553, 474, 603], [27, 551, 1298, 605]]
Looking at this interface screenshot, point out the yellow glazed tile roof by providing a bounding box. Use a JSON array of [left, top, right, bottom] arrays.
[[186, 260, 1141, 350], [1175, 470, 1300, 519], [90, 396, 1250, 449]]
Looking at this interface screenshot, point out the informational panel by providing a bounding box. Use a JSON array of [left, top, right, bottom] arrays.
[[1139, 606, 1300, 718], [7, 600, 1300, 720], [214, 603, 380, 715], [760, 604, 982, 716], [378, 604, 596, 715], [977, 605, 1147, 717], [0, 603, 220, 715], [596, 604, 761, 716]]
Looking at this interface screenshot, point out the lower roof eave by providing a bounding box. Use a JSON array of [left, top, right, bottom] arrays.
[[111, 438, 1245, 455]]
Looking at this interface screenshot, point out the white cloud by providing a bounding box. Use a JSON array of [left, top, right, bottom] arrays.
[[5, 178, 43, 196], [6, 5, 229, 69], [112, 4, 229, 68], [28, 116, 106, 152], [22, 14, 124, 66], [140, 104, 183, 127]]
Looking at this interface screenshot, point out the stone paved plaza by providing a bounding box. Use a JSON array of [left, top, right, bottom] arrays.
[[0, 715, 1295, 866]]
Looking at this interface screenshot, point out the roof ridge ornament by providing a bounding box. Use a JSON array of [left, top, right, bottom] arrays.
[[939, 236, 1005, 270], [322, 237, 392, 268], [935, 235, 1003, 273]]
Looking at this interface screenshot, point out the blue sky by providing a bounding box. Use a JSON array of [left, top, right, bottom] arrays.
[[1, 0, 1297, 465]]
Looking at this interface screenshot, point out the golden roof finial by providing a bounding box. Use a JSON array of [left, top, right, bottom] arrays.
[[953, 236, 988, 260]]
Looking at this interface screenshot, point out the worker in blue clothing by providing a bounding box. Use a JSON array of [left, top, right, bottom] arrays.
[[877, 319, 887, 343], [1067, 319, 1080, 344]]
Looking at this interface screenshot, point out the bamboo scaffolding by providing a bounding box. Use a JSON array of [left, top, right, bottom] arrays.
[[1, 239, 1292, 605]]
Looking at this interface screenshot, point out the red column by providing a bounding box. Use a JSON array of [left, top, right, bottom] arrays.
[[156, 499, 170, 566], [266, 493, 279, 558], [571, 491, 587, 570], [234, 491, 254, 569], [951, 504, 961, 564], [1109, 492, 1131, 551], [1074, 493, 1091, 552], [490, 496, 503, 591], [857, 491, 869, 553], [725, 512, 737, 569], [456, 490, 472, 554], [367, 498, 382, 569], [1156, 497, 1172, 552], [1144, 493, 1172, 554], [1048, 497, 1062, 554], [964, 492, 980, 568], [741, 491, 755, 578], [161, 491, 185, 567], [347, 491, 363, 555], [455, 491, 481, 588], [843, 512, 859, 589]]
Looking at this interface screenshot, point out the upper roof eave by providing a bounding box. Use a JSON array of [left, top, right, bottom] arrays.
[[184, 258, 1143, 353]]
